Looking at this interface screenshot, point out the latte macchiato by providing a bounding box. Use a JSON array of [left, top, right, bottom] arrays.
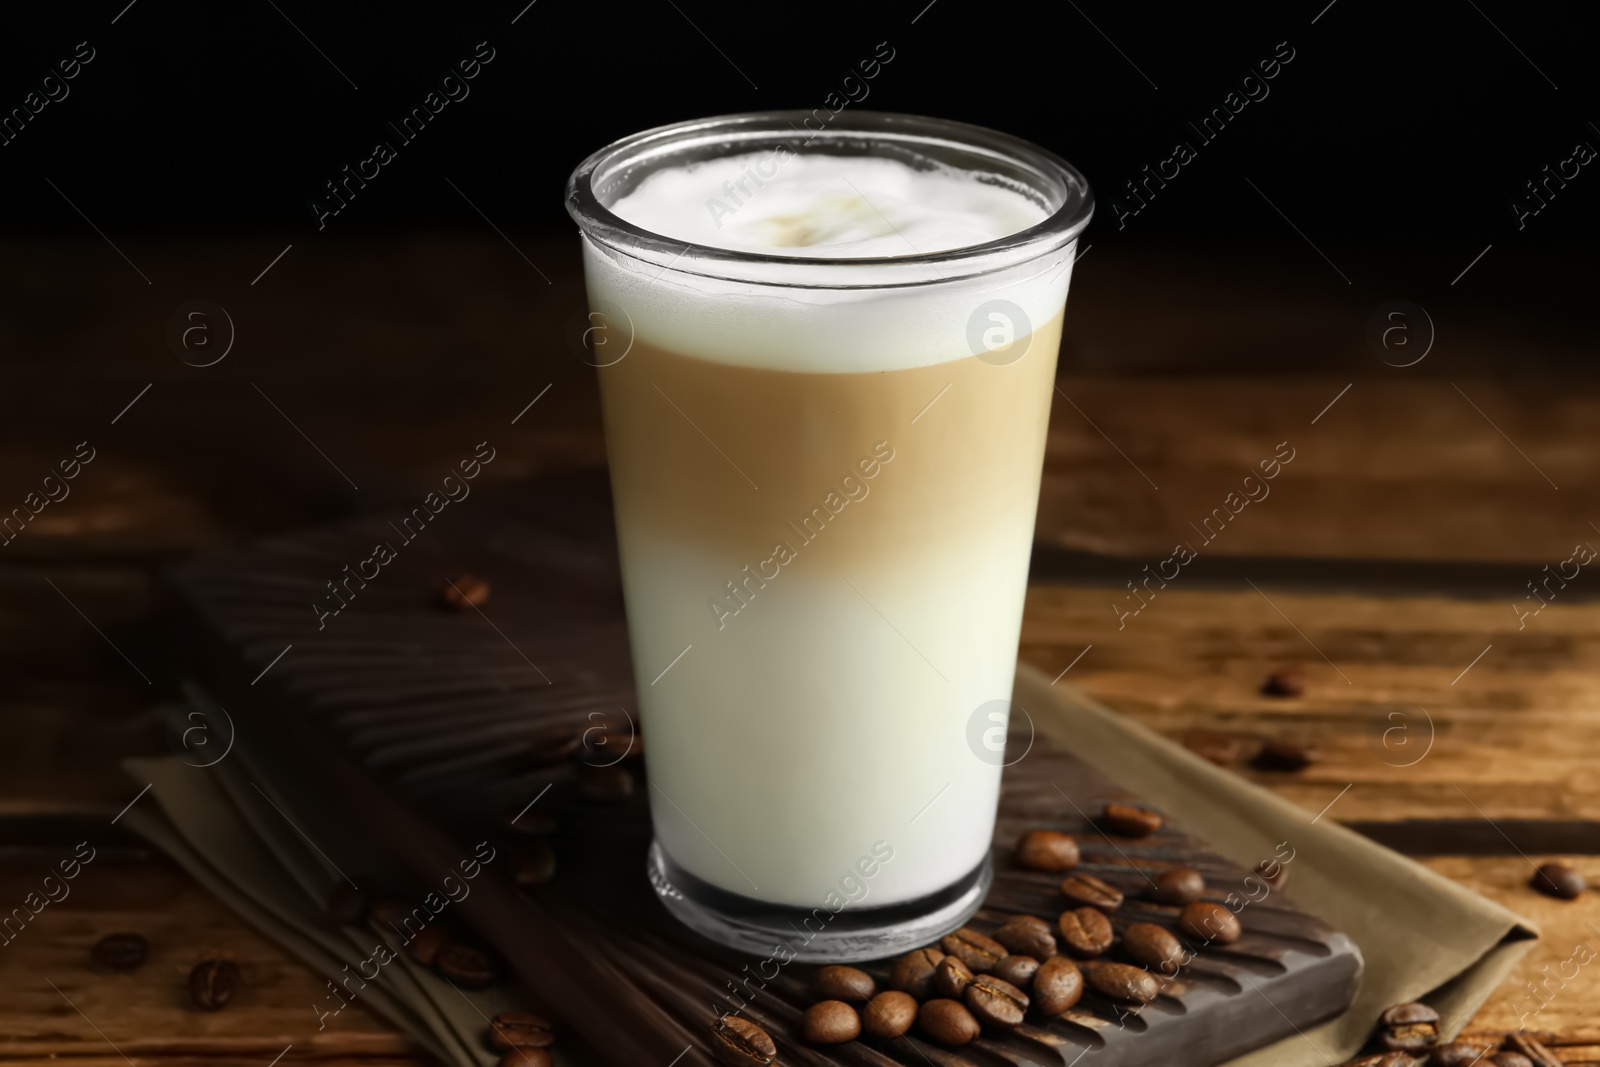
[[567, 113, 1092, 958]]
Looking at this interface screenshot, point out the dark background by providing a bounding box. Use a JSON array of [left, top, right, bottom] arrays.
[[3, 1, 1594, 247]]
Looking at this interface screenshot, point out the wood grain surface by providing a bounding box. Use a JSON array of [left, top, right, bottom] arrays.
[[3, 235, 1597, 1063]]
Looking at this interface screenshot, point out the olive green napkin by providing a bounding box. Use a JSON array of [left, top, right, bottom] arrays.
[[1014, 664, 1538, 1064]]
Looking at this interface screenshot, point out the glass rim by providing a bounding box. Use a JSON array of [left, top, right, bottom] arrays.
[[564, 110, 1094, 289]]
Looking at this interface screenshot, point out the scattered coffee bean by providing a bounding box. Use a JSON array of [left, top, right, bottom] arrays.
[[503, 806, 558, 836], [1262, 666, 1305, 697], [940, 927, 1005, 973], [1015, 830, 1081, 871], [812, 964, 874, 1003], [406, 924, 451, 966], [189, 959, 240, 1011], [1149, 867, 1206, 906], [710, 1015, 776, 1067], [1252, 739, 1317, 772], [1490, 1054, 1534, 1067], [933, 955, 973, 998], [995, 916, 1056, 958], [511, 842, 558, 889], [1060, 872, 1123, 911], [1342, 1056, 1416, 1067], [487, 1011, 555, 1050], [1103, 802, 1163, 837], [1084, 960, 1158, 1004], [992, 954, 1039, 989], [1032, 956, 1084, 1016], [92, 932, 148, 970], [1432, 1042, 1494, 1066], [1531, 862, 1585, 900], [436, 943, 498, 988], [496, 1050, 553, 1067], [1057, 906, 1114, 957], [1254, 860, 1288, 891], [888, 947, 944, 999], [442, 574, 491, 610], [580, 726, 642, 764], [578, 764, 634, 802], [861, 990, 918, 1039], [1506, 1033, 1563, 1067], [1121, 922, 1184, 973], [802, 1000, 860, 1044], [370, 898, 417, 933], [965, 974, 1028, 1029], [1179, 901, 1241, 944], [327, 883, 369, 925], [1181, 730, 1242, 765], [917, 998, 979, 1046], [1377, 1002, 1439, 1053]]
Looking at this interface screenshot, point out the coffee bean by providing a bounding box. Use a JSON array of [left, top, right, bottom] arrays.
[[1377, 1001, 1439, 1053], [442, 574, 491, 610], [1531, 862, 1585, 900], [1506, 1033, 1563, 1067], [1490, 1054, 1534, 1067], [1015, 830, 1080, 871], [812, 965, 875, 1003], [1057, 906, 1114, 957], [888, 947, 944, 999], [1181, 730, 1242, 765], [1433, 1042, 1494, 1066], [92, 933, 148, 970], [1121, 922, 1184, 973], [504, 806, 558, 836], [487, 1011, 555, 1050], [189, 959, 240, 1011], [580, 726, 642, 764], [940, 927, 1006, 973], [1342, 1056, 1417, 1067], [917, 998, 979, 1045], [1262, 666, 1306, 697], [496, 1050, 553, 1067], [933, 955, 973, 998], [965, 974, 1028, 1029], [992, 955, 1039, 989], [327, 883, 369, 925], [578, 764, 634, 802], [1083, 960, 1158, 1004], [1252, 739, 1317, 772], [802, 1000, 860, 1044], [1254, 860, 1288, 891], [994, 916, 1056, 958], [511, 842, 557, 888], [1179, 901, 1241, 944], [406, 923, 450, 966], [710, 1015, 776, 1067], [861, 990, 918, 1039], [1032, 956, 1084, 1016], [1149, 867, 1206, 906], [1102, 802, 1162, 837], [436, 943, 498, 988], [1060, 872, 1123, 911]]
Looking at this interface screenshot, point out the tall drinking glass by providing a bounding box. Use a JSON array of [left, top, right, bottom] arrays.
[[566, 112, 1092, 960]]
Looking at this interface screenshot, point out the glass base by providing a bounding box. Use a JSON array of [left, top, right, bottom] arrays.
[[646, 840, 992, 963]]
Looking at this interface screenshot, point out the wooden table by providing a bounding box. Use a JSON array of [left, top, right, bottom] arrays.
[[4, 235, 1597, 1063]]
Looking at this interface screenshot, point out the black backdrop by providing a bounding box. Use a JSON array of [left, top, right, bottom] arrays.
[[2, 0, 1595, 311]]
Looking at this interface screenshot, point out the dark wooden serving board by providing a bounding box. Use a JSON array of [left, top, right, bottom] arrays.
[[165, 471, 1362, 1067]]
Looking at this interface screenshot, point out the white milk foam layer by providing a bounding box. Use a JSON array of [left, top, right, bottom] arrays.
[[591, 153, 1072, 373], [611, 153, 1047, 258]]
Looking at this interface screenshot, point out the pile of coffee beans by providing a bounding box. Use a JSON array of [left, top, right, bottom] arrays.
[[1337, 1003, 1565, 1066], [486, 1009, 558, 1067]]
